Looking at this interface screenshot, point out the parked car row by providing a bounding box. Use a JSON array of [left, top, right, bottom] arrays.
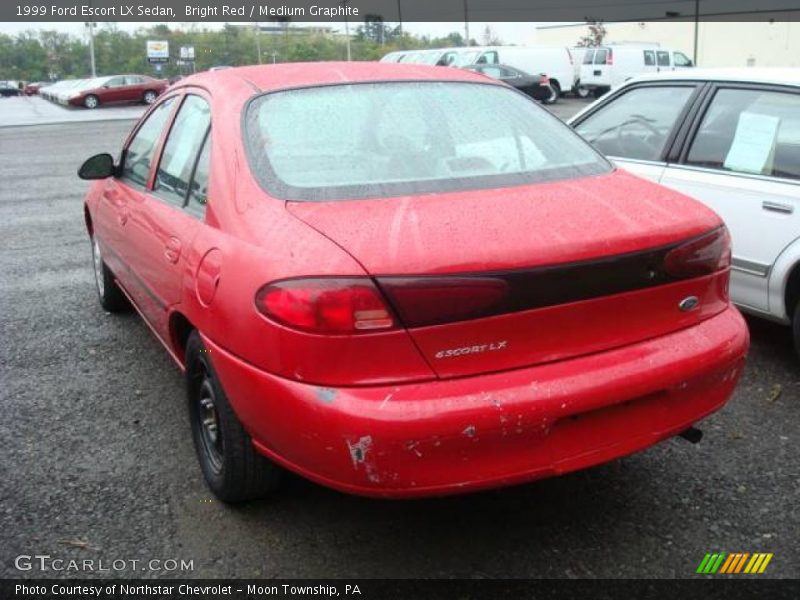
[[381, 46, 576, 99], [381, 43, 695, 101], [40, 74, 169, 109]]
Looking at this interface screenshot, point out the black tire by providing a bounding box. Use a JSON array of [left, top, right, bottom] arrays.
[[793, 301, 800, 361], [576, 85, 591, 99], [91, 236, 128, 312], [142, 90, 157, 105], [186, 331, 281, 503], [542, 81, 560, 105], [84, 94, 99, 109]]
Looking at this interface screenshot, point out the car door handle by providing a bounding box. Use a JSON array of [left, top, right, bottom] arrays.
[[762, 201, 794, 214], [164, 238, 181, 264]]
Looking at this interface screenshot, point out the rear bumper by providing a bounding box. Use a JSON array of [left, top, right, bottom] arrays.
[[203, 306, 748, 498]]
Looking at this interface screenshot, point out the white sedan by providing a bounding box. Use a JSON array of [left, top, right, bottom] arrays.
[[570, 68, 800, 354]]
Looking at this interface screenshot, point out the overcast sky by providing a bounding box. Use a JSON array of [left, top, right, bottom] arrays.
[[0, 21, 550, 45]]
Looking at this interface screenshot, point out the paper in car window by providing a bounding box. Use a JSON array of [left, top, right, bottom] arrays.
[[723, 111, 780, 175]]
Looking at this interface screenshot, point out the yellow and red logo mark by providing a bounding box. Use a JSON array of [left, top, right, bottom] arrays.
[[697, 552, 773, 574]]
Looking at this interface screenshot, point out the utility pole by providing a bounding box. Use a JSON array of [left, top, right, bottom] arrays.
[[255, 21, 262, 64], [693, 0, 700, 65], [397, 0, 403, 46], [85, 22, 97, 77], [463, 0, 469, 46], [341, 0, 352, 61]]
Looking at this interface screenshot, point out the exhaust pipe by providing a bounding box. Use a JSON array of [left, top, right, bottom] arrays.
[[678, 426, 703, 444]]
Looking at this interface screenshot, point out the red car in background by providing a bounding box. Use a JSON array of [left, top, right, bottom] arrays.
[[69, 74, 169, 109], [78, 63, 748, 502], [23, 82, 44, 95]]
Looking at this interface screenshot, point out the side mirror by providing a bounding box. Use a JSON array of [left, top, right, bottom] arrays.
[[78, 153, 116, 180]]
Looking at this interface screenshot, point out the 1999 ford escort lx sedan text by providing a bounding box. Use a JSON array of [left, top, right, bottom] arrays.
[[79, 63, 749, 502]]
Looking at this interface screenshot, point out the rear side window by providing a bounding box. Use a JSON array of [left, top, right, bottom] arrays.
[[657, 51, 671, 67], [121, 97, 175, 187], [245, 81, 611, 201], [643, 51, 655, 66], [154, 95, 211, 207], [582, 49, 595, 64], [686, 88, 800, 180], [574, 85, 696, 161], [186, 133, 211, 219]]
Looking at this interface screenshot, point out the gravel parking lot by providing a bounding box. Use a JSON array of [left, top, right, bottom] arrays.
[[1, 97, 798, 579]]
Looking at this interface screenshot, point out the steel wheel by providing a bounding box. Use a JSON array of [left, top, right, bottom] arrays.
[[185, 331, 282, 502], [92, 237, 105, 298], [196, 373, 224, 474], [89, 235, 128, 312]]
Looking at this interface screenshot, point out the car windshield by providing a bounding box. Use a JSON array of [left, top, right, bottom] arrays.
[[245, 81, 611, 201]]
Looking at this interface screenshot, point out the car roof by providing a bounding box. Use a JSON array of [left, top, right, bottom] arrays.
[[176, 61, 494, 95], [625, 67, 800, 87]]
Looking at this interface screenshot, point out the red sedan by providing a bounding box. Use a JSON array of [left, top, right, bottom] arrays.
[[23, 82, 44, 96], [69, 74, 169, 109], [78, 63, 748, 502]]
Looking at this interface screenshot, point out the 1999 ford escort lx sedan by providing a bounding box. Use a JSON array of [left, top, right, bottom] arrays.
[[79, 63, 749, 502]]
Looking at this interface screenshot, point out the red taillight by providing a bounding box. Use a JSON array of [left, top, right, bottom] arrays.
[[607, 49, 614, 65], [378, 277, 509, 328], [664, 227, 731, 279], [256, 278, 396, 334], [539, 74, 551, 86]]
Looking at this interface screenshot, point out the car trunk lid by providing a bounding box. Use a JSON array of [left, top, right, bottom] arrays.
[[287, 170, 728, 379]]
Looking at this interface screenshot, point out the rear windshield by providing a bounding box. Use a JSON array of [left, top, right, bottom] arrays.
[[244, 81, 611, 201]]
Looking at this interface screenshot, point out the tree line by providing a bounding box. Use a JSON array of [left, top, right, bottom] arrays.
[[0, 23, 483, 82]]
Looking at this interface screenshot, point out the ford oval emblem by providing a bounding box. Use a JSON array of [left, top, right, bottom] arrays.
[[679, 296, 700, 312]]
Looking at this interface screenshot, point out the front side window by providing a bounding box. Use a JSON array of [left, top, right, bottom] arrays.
[[105, 76, 125, 88], [245, 81, 611, 201], [686, 88, 800, 180], [477, 66, 507, 79], [121, 97, 175, 187], [656, 51, 671, 67], [574, 85, 696, 161], [154, 95, 211, 206], [673, 52, 692, 67]]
